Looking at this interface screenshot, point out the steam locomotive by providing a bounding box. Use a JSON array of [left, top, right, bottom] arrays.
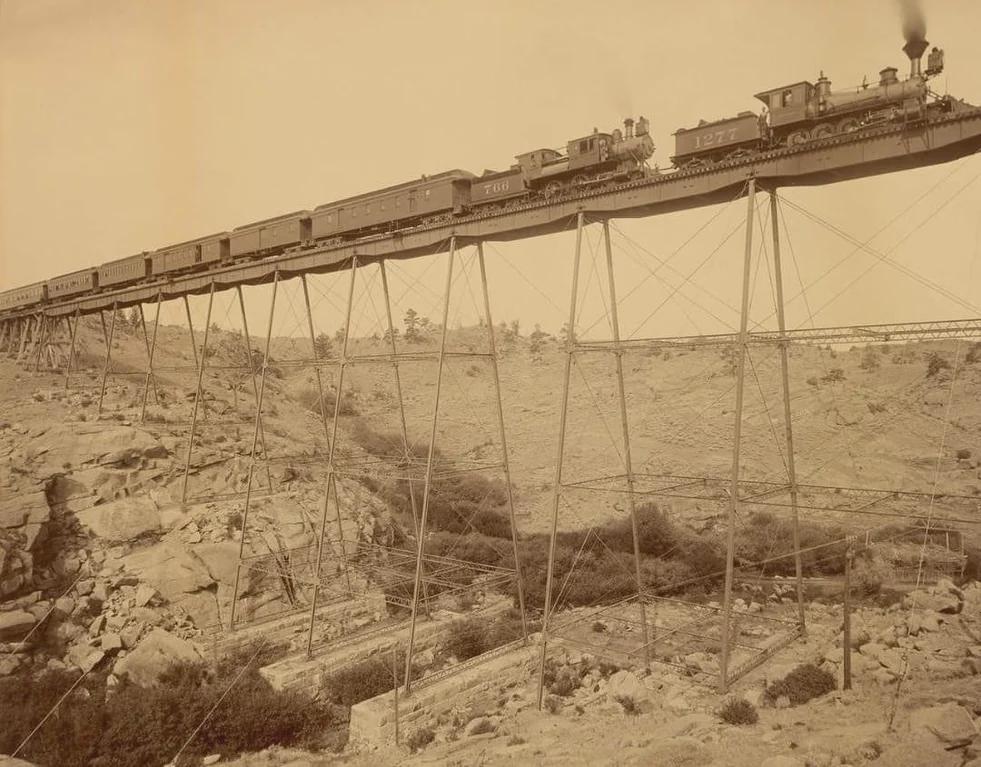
[[0, 35, 964, 315], [673, 38, 949, 166]]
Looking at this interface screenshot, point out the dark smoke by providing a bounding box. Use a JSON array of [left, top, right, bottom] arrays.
[[899, 0, 926, 42]]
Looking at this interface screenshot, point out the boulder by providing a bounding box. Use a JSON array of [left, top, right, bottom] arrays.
[[66, 643, 105, 673], [113, 628, 202, 687], [0, 490, 50, 534], [909, 703, 978, 748], [905, 588, 962, 615], [75, 496, 161, 542], [606, 670, 651, 710], [0, 610, 36, 642], [28, 424, 167, 478], [122, 541, 214, 601]]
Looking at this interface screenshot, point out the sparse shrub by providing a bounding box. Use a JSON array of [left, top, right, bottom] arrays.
[[406, 726, 435, 752], [867, 401, 887, 414], [592, 621, 607, 633], [226, 511, 244, 533], [956, 448, 972, 460], [507, 734, 526, 746], [859, 346, 880, 372], [763, 663, 836, 706], [821, 367, 845, 384], [296, 386, 358, 417], [469, 718, 496, 735], [544, 661, 582, 698], [720, 697, 759, 724], [322, 650, 418, 706], [442, 618, 488, 661], [806, 376, 819, 387], [926, 352, 951, 378], [615, 694, 640, 715], [544, 694, 563, 714], [736, 512, 846, 576]]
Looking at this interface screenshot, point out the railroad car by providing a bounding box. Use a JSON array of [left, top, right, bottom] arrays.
[[470, 167, 527, 207], [311, 171, 475, 241], [151, 233, 229, 277], [0, 282, 47, 312], [672, 111, 765, 167], [99, 253, 151, 288], [48, 268, 98, 299], [230, 212, 312, 258]]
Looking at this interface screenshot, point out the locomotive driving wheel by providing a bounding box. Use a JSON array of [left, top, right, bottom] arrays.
[[787, 129, 811, 147], [811, 123, 835, 139], [572, 174, 589, 189], [837, 117, 861, 134], [543, 181, 563, 199]]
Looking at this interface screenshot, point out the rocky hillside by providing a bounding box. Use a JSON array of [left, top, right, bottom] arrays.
[[0, 318, 979, 766]]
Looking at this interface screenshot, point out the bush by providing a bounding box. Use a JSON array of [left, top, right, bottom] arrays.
[[720, 697, 759, 724], [322, 651, 419, 707], [441, 618, 488, 662], [406, 726, 435, 752], [736, 512, 846, 576], [469, 717, 496, 734], [763, 663, 836, 706], [544, 694, 563, 714], [297, 386, 358, 417], [926, 352, 951, 378], [821, 368, 845, 383], [615, 695, 640, 715], [543, 661, 582, 697], [0, 641, 334, 767], [956, 448, 972, 460]]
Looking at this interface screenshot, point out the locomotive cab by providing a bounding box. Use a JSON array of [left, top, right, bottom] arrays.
[[754, 82, 816, 129]]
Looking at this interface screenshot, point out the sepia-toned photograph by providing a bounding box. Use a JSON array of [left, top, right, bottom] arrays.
[[1, 1, 980, 765]]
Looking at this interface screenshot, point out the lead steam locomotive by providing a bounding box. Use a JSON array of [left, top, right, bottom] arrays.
[[0, 34, 964, 314]]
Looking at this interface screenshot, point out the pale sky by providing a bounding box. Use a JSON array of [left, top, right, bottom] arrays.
[[2, 0, 981, 339]]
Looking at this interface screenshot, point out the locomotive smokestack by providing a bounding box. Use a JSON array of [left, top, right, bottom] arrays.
[[899, 0, 928, 77], [624, 118, 635, 139]]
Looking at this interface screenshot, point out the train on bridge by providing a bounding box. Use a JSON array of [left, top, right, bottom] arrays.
[[0, 32, 966, 315]]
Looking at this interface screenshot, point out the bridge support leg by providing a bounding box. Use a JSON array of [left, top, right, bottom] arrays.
[[137, 299, 161, 409], [0, 321, 9, 355], [476, 242, 529, 641], [404, 237, 456, 694], [601, 221, 652, 669], [537, 212, 585, 708], [378, 260, 430, 618], [719, 178, 756, 694], [230, 273, 280, 632], [17, 315, 34, 362], [64, 309, 80, 390], [769, 191, 806, 636], [306, 259, 358, 656], [181, 282, 215, 504], [97, 303, 118, 415], [236, 286, 274, 494], [140, 292, 163, 422], [300, 273, 353, 608], [33, 314, 49, 373]]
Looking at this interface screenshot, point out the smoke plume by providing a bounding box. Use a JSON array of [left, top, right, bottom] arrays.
[[899, 0, 926, 43]]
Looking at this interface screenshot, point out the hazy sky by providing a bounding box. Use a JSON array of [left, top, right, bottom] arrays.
[[2, 0, 981, 338]]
